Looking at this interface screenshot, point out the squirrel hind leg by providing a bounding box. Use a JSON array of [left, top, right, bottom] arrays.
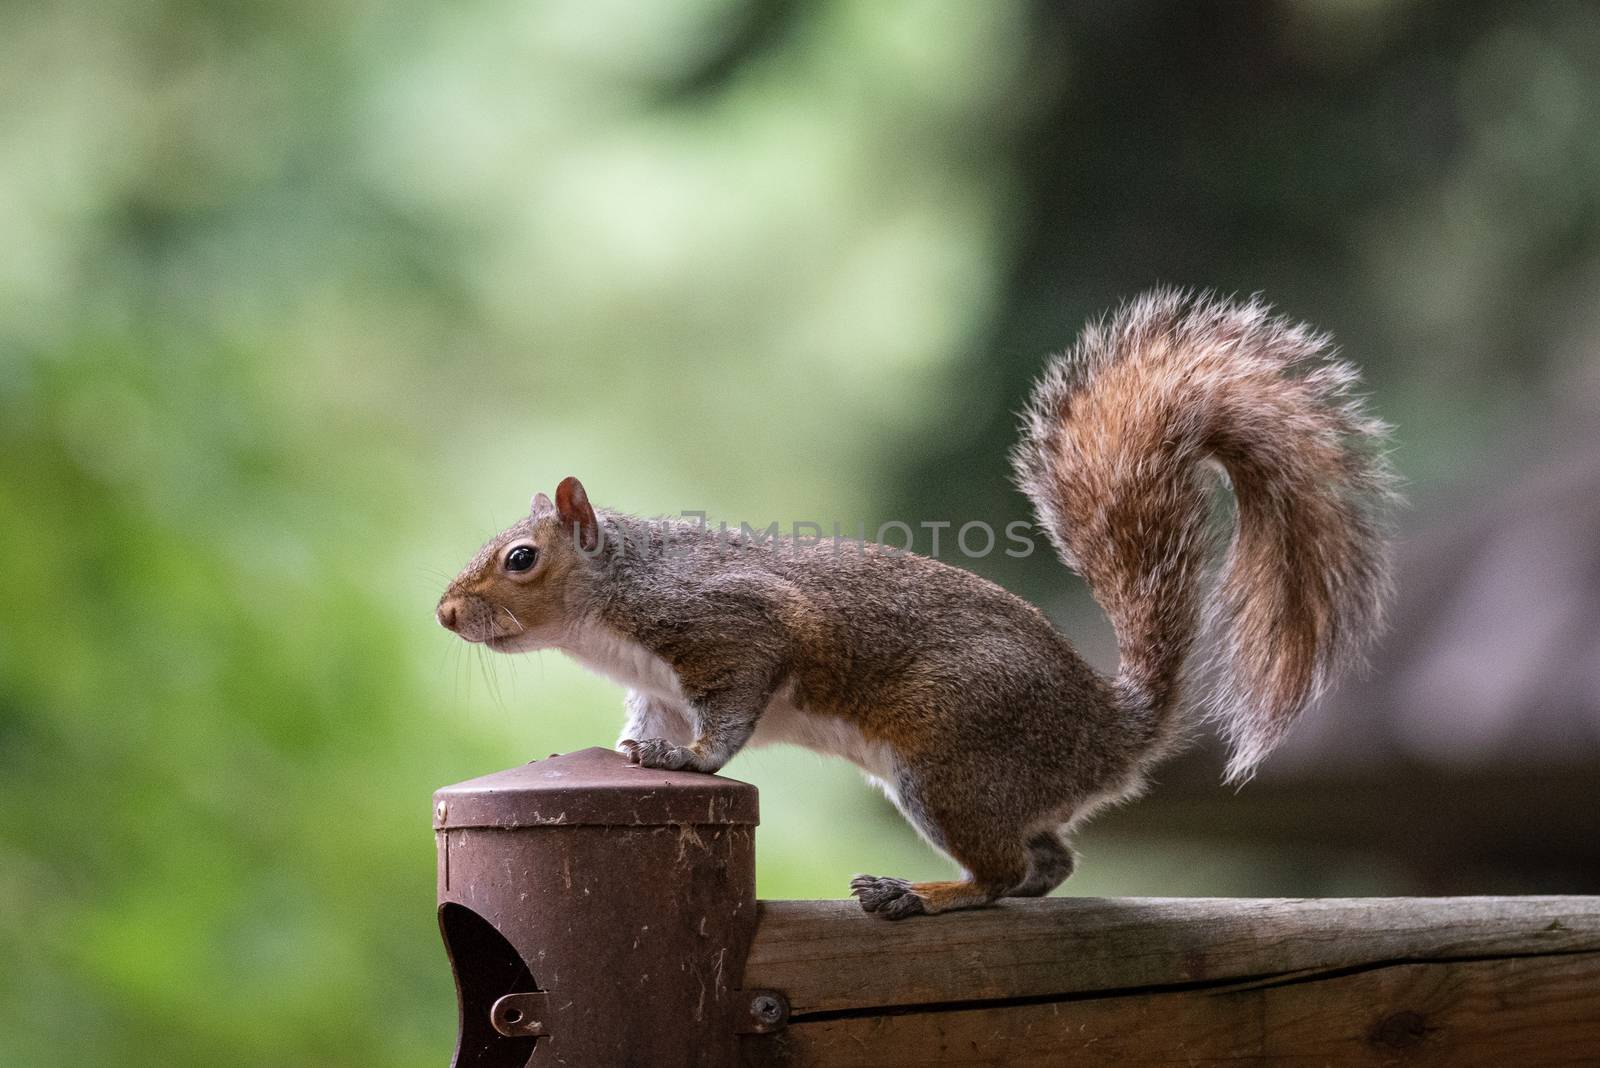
[[1006, 830, 1077, 898], [849, 799, 1034, 919], [849, 829, 1074, 918]]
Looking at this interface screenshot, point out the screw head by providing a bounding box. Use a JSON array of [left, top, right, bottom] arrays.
[[750, 994, 783, 1024]]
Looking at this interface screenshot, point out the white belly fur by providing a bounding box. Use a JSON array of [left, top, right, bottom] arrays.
[[557, 624, 901, 791], [749, 683, 902, 788]]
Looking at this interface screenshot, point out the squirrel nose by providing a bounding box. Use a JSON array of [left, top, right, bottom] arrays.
[[437, 601, 459, 632]]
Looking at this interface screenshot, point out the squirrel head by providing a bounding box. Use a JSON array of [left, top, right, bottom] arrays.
[[436, 476, 602, 652]]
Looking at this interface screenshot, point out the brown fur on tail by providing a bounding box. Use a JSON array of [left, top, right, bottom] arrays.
[[1013, 289, 1396, 782]]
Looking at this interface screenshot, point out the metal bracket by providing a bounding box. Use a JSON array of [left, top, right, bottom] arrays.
[[490, 992, 550, 1038], [490, 987, 788, 1039]]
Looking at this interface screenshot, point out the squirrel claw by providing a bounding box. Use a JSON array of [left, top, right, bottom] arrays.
[[618, 737, 699, 772], [849, 875, 927, 920]]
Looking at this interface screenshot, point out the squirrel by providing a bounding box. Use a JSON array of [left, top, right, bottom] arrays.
[[437, 289, 1396, 920]]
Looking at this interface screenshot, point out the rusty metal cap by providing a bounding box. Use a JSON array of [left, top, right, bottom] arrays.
[[433, 746, 759, 829]]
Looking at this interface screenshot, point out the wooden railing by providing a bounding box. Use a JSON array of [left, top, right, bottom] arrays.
[[434, 748, 1600, 1067], [745, 896, 1599, 1065]]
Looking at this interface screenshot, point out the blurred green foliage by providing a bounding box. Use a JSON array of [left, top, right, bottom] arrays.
[[4, 1, 1600, 1064]]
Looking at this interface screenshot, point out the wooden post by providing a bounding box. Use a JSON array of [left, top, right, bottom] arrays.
[[434, 751, 1600, 1066], [435, 747, 769, 1067]]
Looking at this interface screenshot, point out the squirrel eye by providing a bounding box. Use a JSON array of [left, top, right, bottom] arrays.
[[504, 545, 537, 572]]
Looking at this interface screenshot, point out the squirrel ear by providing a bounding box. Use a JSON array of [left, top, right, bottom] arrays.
[[530, 492, 554, 517], [554, 476, 599, 552]]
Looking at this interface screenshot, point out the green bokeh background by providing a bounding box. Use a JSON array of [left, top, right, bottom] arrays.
[[4, 2, 1600, 1064]]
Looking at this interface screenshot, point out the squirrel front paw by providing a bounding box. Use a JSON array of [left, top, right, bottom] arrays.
[[849, 875, 928, 920], [619, 737, 702, 772]]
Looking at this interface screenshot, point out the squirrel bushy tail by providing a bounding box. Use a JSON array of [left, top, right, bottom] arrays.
[[1013, 289, 1397, 782]]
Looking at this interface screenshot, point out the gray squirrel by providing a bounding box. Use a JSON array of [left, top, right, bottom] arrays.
[[437, 289, 1396, 919]]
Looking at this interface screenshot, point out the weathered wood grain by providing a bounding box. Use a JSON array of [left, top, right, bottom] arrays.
[[748, 951, 1600, 1066], [743, 896, 1600, 1017]]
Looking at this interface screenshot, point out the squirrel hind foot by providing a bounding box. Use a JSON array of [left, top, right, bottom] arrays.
[[849, 875, 927, 920], [849, 874, 1014, 920]]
